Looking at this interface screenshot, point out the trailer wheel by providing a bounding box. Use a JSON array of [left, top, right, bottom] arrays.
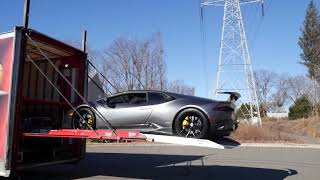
[[72, 107, 95, 129]]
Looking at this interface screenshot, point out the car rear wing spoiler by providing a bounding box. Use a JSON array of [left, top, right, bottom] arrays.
[[218, 92, 241, 102]]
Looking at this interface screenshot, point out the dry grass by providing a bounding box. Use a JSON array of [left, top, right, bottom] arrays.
[[264, 117, 320, 138], [230, 122, 300, 143]]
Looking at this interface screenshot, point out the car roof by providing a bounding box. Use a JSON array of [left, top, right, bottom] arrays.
[[113, 90, 170, 96], [96, 90, 173, 100], [109, 90, 207, 100]]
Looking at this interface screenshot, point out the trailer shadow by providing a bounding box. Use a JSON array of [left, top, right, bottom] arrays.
[[17, 152, 297, 180]]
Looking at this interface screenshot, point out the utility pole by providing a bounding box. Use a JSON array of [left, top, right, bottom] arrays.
[[201, 0, 263, 126], [22, 0, 30, 29]]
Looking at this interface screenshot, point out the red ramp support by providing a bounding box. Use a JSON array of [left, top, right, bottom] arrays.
[[23, 129, 146, 142]]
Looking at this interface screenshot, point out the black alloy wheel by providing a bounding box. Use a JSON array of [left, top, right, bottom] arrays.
[[175, 109, 209, 139], [72, 107, 95, 130]]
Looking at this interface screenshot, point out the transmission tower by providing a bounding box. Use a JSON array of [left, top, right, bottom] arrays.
[[201, 0, 263, 126]]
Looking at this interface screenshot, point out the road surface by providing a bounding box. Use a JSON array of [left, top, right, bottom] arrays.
[[15, 143, 320, 180]]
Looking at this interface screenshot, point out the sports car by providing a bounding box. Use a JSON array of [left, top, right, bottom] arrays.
[[72, 90, 240, 139]]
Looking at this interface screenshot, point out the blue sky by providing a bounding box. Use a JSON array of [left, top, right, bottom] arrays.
[[0, 0, 316, 98]]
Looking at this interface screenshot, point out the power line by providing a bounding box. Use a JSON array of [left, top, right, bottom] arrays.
[[199, 0, 209, 97], [250, 0, 273, 47], [246, 4, 260, 40]]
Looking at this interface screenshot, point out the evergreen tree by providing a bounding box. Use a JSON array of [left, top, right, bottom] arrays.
[[288, 96, 312, 120], [299, 0, 320, 82], [237, 103, 259, 119]]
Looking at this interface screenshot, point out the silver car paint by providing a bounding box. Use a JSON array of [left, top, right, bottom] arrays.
[[91, 92, 220, 134], [96, 103, 152, 127]]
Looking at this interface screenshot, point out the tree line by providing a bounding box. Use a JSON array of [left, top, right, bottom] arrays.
[[253, 69, 319, 118], [251, 0, 320, 120]]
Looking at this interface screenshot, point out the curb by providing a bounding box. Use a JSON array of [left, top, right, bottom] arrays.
[[240, 143, 320, 149]]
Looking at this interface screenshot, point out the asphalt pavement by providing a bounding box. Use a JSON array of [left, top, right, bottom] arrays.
[[15, 142, 320, 180]]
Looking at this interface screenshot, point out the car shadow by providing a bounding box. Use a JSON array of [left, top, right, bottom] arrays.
[[210, 137, 241, 149], [17, 153, 297, 180]]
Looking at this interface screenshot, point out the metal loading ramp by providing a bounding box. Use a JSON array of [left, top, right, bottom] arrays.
[[23, 130, 224, 149], [144, 134, 225, 149]]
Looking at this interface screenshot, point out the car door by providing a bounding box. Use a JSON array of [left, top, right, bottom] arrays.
[[145, 92, 174, 126], [104, 93, 153, 128]]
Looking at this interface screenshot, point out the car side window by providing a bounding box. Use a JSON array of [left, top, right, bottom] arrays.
[[108, 95, 126, 107], [126, 93, 147, 105], [97, 98, 108, 106], [148, 92, 167, 105], [108, 93, 147, 108]]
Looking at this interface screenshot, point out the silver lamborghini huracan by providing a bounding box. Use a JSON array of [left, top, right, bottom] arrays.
[[72, 90, 240, 139]]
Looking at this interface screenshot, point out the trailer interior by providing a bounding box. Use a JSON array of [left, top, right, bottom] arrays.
[[15, 29, 87, 169]]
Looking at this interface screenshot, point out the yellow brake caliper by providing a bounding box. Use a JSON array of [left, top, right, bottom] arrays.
[[87, 114, 93, 126], [182, 116, 190, 129]]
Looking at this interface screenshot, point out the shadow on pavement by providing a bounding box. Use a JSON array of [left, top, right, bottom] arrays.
[[17, 152, 297, 180], [212, 137, 241, 149]]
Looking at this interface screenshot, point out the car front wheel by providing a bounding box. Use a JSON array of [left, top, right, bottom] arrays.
[[72, 107, 95, 130]]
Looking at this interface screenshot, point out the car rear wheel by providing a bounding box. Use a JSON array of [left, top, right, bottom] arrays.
[[174, 109, 209, 139], [72, 107, 95, 130]]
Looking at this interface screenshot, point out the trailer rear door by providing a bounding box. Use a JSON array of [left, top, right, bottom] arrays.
[[0, 31, 19, 177]]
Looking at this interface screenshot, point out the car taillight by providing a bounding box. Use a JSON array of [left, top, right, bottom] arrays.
[[213, 103, 234, 111]]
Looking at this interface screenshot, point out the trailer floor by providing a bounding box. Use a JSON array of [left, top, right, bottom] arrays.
[[12, 142, 320, 180]]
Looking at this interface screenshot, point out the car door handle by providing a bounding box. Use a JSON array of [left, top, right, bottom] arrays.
[[140, 107, 151, 110]]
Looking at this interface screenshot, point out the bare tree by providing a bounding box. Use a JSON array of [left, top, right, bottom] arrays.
[[305, 76, 320, 116], [102, 37, 135, 92], [270, 74, 289, 112], [286, 75, 310, 102], [254, 70, 277, 116], [101, 33, 194, 95], [166, 80, 195, 95]]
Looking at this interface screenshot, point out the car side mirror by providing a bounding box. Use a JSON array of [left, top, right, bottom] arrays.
[[106, 99, 116, 108], [108, 103, 116, 108]]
